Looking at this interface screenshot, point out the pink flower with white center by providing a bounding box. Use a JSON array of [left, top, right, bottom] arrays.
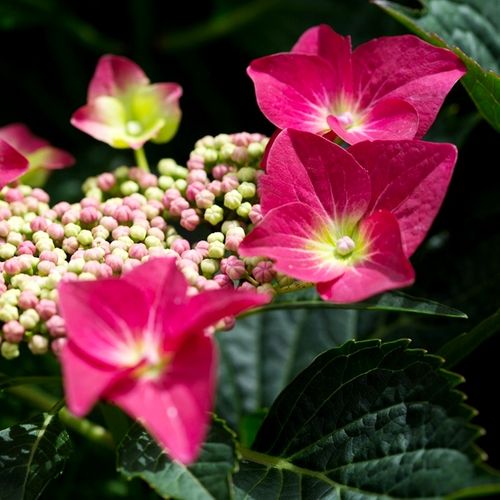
[[239, 129, 457, 303], [71, 55, 182, 149], [58, 257, 269, 463], [0, 124, 74, 184], [0, 139, 29, 188], [248, 25, 466, 144]]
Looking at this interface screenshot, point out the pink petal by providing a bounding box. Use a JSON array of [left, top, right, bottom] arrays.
[[247, 53, 339, 134], [352, 35, 466, 137], [349, 140, 457, 256], [261, 129, 371, 220], [108, 332, 216, 464], [27, 146, 75, 170], [327, 97, 418, 144], [88, 54, 150, 101], [121, 257, 189, 342], [292, 24, 352, 95], [61, 342, 126, 417], [0, 139, 29, 187], [317, 210, 415, 303], [58, 279, 149, 366], [178, 287, 271, 340], [0, 123, 48, 153], [239, 202, 346, 283]]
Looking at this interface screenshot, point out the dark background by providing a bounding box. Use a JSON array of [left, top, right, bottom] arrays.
[[0, 0, 498, 497]]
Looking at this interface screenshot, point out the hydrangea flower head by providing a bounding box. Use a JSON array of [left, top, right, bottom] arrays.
[[0, 138, 29, 187], [58, 257, 269, 463], [248, 25, 466, 144], [239, 129, 457, 303], [71, 55, 182, 149], [0, 123, 74, 186]]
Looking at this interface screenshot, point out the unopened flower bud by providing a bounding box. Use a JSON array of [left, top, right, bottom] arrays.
[[200, 258, 219, 277], [208, 240, 225, 259], [204, 205, 224, 225], [1, 341, 20, 360], [28, 335, 49, 355], [2, 320, 25, 343], [19, 308, 40, 330], [180, 209, 200, 231]]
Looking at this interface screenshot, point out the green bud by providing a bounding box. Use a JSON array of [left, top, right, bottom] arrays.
[[207, 231, 224, 243], [114, 166, 130, 180], [0, 289, 20, 306], [64, 223, 81, 237], [224, 190, 243, 210], [0, 304, 19, 322], [19, 185, 32, 196], [1, 341, 20, 360], [82, 176, 98, 192], [92, 225, 109, 240], [21, 222, 32, 235], [19, 280, 41, 296], [77, 229, 93, 246], [144, 187, 164, 201], [86, 188, 103, 201], [238, 182, 256, 199], [248, 142, 265, 158], [174, 179, 187, 193], [207, 240, 225, 259], [68, 258, 85, 274], [130, 225, 147, 242], [79, 272, 96, 281], [221, 220, 241, 234], [158, 175, 175, 190], [8, 216, 24, 232], [36, 203, 50, 215], [118, 236, 134, 248], [203, 149, 218, 164], [277, 273, 295, 287], [120, 180, 139, 196], [204, 205, 224, 225], [0, 243, 17, 259], [112, 248, 129, 261], [219, 143, 236, 161], [200, 258, 219, 277], [237, 167, 256, 182], [214, 134, 230, 147], [32, 230, 50, 243], [19, 309, 40, 330], [236, 202, 252, 218], [158, 159, 178, 176], [166, 234, 181, 247], [36, 239, 55, 253], [144, 235, 162, 248], [7, 231, 23, 247]]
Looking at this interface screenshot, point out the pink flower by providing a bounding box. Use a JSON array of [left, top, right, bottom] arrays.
[[239, 129, 457, 303], [58, 257, 269, 463], [71, 55, 182, 149], [0, 139, 29, 187], [248, 25, 465, 144], [0, 124, 75, 176]]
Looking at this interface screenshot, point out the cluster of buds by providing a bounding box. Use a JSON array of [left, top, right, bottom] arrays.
[[0, 132, 300, 360]]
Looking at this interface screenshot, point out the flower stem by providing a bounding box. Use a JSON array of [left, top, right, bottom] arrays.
[[134, 147, 150, 172], [7, 384, 114, 449]]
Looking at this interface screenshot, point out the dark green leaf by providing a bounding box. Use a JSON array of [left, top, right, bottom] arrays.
[[0, 412, 72, 500], [117, 418, 237, 500], [374, 0, 500, 131], [234, 339, 500, 498], [439, 308, 500, 367], [217, 308, 357, 433], [243, 287, 467, 318]]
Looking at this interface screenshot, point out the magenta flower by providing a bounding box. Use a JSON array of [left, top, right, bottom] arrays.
[[239, 129, 457, 303], [0, 139, 29, 188], [248, 25, 465, 144], [58, 257, 269, 463], [71, 55, 182, 149]]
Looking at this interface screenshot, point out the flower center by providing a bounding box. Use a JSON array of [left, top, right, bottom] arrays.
[[126, 120, 143, 136], [133, 352, 172, 380], [335, 235, 356, 256]]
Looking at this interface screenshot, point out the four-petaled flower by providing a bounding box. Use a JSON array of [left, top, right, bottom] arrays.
[[248, 25, 466, 144], [0, 123, 74, 186], [58, 257, 270, 463], [239, 129, 457, 303], [71, 55, 182, 149], [0, 139, 29, 188]]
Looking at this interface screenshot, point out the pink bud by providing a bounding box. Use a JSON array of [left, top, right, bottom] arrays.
[[39, 250, 58, 264], [51, 337, 67, 356], [102, 201, 117, 217], [186, 181, 206, 201], [162, 188, 181, 208], [0, 207, 12, 220], [169, 197, 190, 217], [139, 173, 158, 189], [180, 208, 200, 231], [61, 272, 79, 282], [171, 238, 190, 255], [80, 197, 100, 208], [122, 258, 142, 273], [194, 240, 209, 257], [212, 164, 229, 180], [97, 263, 114, 278], [221, 173, 239, 193], [100, 216, 119, 231], [150, 216, 167, 230], [147, 227, 165, 241], [252, 261, 276, 283], [231, 146, 248, 163], [177, 258, 198, 273], [47, 223, 64, 240], [3, 320, 25, 343], [112, 226, 130, 239], [62, 237, 79, 255], [199, 279, 220, 291], [25, 197, 40, 212], [80, 206, 100, 225], [239, 281, 257, 292], [105, 254, 123, 272], [83, 261, 101, 275], [222, 255, 246, 280], [249, 204, 263, 224], [46, 315, 66, 337], [61, 210, 80, 225], [4, 188, 24, 203], [3, 257, 23, 275], [132, 212, 149, 224], [123, 196, 141, 210], [72, 249, 85, 260], [30, 216, 49, 232], [188, 169, 208, 184], [195, 189, 215, 209], [84, 247, 105, 261], [37, 260, 55, 275], [181, 249, 204, 264], [115, 205, 133, 223], [53, 201, 71, 217], [31, 188, 50, 203], [187, 158, 205, 170], [19, 290, 39, 309], [207, 180, 222, 196], [129, 243, 148, 260], [97, 172, 116, 191], [36, 299, 58, 320], [17, 241, 36, 255]]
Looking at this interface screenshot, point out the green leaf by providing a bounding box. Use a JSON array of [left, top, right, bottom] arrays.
[[243, 287, 467, 319], [117, 418, 237, 500], [374, 0, 500, 131], [439, 308, 500, 368], [234, 339, 500, 499], [0, 412, 72, 500], [216, 308, 357, 434]]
